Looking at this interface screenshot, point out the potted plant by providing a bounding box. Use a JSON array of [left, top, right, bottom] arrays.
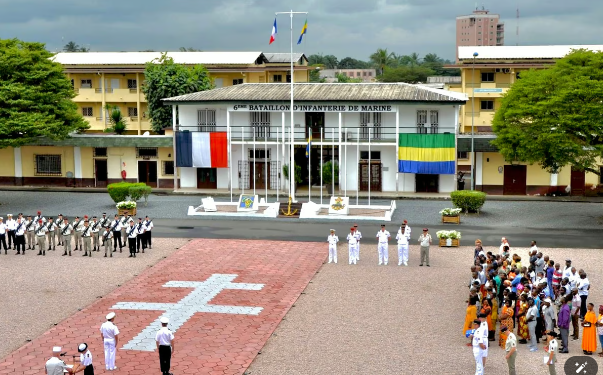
[[436, 230, 461, 247], [282, 164, 303, 192], [440, 208, 462, 224], [322, 161, 339, 195], [116, 200, 137, 216]]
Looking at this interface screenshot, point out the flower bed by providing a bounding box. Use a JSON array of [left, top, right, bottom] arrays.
[[440, 208, 462, 224], [436, 230, 461, 247], [116, 201, 137, 216]]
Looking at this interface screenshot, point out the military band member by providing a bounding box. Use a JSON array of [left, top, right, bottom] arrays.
[[120, 214, 133, 245], [0, 217, 7, 254], [25, 215, 36, 250], [101, 227, 113, 258], [61, 217, 73, 256], [376, 224, 391, 266], [35, 219, 48, 256], [347, 227, 358, 265], [127, 221, 137, 258], [110, 215, 123, 252], [144, 216, 153, 249], [46, 217, 57, 250], [14, 217, 26, 254], [327, 229, 339, 264], [81, 221, 92, 257], [55, 214, 64, 245], [135, 218, 146, 253], [91, 216, 101, 251], [353, 224, 362, 262], [73, 216, 83, 251], [6, 214, 16, 250]]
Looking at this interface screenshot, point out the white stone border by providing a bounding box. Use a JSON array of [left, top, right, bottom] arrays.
[[300, 200, 396, 221], [187, 201, 280, 218]]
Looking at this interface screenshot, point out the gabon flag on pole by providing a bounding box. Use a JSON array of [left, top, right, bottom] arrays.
[[175, 132, 228, 168], [269, 18, 277, 44]]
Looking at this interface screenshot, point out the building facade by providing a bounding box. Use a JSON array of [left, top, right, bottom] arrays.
[[319, 69, 377, 83], [456, 8, 504, 61], [450, 45, 603, 195], [0, 52, 310, 188], [164, 83, 467, 194]]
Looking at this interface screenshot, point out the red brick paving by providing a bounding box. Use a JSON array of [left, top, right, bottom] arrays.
[[0, 239, 325, 374]]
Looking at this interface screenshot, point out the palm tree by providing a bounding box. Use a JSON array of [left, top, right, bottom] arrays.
[[423, 53, 441, 64], [407, 52, 421, 67], [104, 105, 128, 135], [63, 41, 80, 52], [369, 48, 395, 75]]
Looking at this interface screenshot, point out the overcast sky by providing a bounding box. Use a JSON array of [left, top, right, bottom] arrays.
[[0, 0, 600, 61]]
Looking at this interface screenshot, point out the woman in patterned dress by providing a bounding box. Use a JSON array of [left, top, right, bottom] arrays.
[[499, 299, 514, 348], [517, 294, 530, 343]]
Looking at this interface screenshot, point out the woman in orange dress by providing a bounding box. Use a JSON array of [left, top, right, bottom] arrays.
[[517, 294, 529, 342], [464, 296, 478, 345], [481, 299, 493, 339], [499, 299, 514, 348], [582, 303, 598, 355]]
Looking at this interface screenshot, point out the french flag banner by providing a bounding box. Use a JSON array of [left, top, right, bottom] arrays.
[[175, 132, 228, 168]]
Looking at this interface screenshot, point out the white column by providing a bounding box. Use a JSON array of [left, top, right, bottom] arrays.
[[550, 173, 558, 186], [242, 127, 245, 195], [281, 111, 285, 197], [14, 147, 22, 179], [475, 152, 483, 188], [344, 129, 347, 197], [172, 105, 178, 191], [320, 129, 323, 204], [338, 112, 342, 195], [356, 128, 360, 205], [368, 128, 371, 206], [395, 106, 399, 192], [227, 110, 232, 202], [74, 146, 82, 181]]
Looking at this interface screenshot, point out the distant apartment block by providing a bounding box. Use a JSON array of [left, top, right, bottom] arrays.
[[319, 69, 377, 82], [456, 8, 504, 60]]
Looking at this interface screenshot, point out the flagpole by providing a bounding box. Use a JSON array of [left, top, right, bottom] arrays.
[[242, 126, 245, 196], [357, 128, 359, 205], [264, 127, 268, 202], [308, 134, 311, 202], [368, 127, 371, 206], [253, 126, 256, 196], [332, 128, 334, 197], [344, 128, 347, 197], [228, 120, 232, 202], [276, 128, 279, 202], [320, 129, 323, 204], [275, 10, 307, 203]]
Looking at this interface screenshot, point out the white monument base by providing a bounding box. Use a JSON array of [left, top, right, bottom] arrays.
[[201, 197, 217, 212], [237, 194, 259, 212], [328, 196, 349, 215]]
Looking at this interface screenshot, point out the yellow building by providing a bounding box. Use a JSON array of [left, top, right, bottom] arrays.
[[450, 45, 603, 195], [0, 52, 309, 188]]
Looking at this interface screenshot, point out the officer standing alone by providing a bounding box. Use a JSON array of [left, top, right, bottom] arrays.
[[327, 229, 338, 264], [101, 226, 113, 258], [100, 312, 119, 371], [155, 317, 175, 375]]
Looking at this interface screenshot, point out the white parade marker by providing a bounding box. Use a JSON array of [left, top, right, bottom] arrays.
[[110, 274, 265, 351]]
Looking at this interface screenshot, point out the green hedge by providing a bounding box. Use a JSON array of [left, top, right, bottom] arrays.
[[450, 190, 487, 213], [107, 182, 152, 204]]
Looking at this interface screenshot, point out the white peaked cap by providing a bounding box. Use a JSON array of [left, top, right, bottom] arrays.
[[160, 317, 169, 324], [106, 312, 116, 320], [53, 346, 62, 353]]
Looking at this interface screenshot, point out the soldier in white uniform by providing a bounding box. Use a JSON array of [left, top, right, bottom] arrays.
[[6, 214, 16, 250], [376, 224, 390, 265], [144, 216, 153, 249], [61, 217, 73, 256], [155, 317, 175, 375], [0, 217, 7, 254], [353, 224, 362, 261], [101, 226, 113, 258], [346, 227, 357, 265], [327, 229, 339, 264], [25, 215, 36, 250], [34, 219, 48, 256], [127, 221, 138, 258], [99, 213, 110, 230], [403, 220, 411, 242], [81, 220, 93, 257], [471, 319, 486, 375], [73, 343, 94, 375], [45, 217, 57, 251], [135, 217, 147, 253], [100, 312, 119, 371], [90, 216, 101, 252], [545, 331, 558, 375], [55, 214, 64, 246], [396, 224, 409, 266], [72, 216, 83, 251], [110, 215, 123, 252]]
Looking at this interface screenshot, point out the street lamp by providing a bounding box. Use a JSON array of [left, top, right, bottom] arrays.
[[471, 51, 478, 191]]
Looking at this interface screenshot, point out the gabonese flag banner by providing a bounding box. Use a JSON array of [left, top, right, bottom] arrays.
[[175, 132, 228, 168]]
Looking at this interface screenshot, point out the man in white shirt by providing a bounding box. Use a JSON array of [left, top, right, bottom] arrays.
[[396, 224, 409, 266], [144, 216, 154, 249], [14, 217, 26, 254], [402, 220, 411, 242], [155, 317, 175, 375], [568, 267, 580, 290], [73, 343, 94, 375], [327, 229, 338, 264], [135, 217, 147, 253], [100, 312, 119, 371], [127, 221, 138, 258], [45, 346, 73, 375], [0, 217, 7, 253], [562, 259, 573, 279], [6, 214, 16, 250], [375, 224, 390, 266], [526, 298, 538, 351], [346, 227, 357, 265], [110, 215, 123, 252], [577, 271, 590, 319], [471, 320, 485, 375], [353, 224, 362, 262], [499, 237, 510, 254]]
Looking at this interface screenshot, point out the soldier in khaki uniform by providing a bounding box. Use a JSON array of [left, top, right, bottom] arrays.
[[81, 220, 92, 257], [55, 214, 64, 246], [25, 215, 36, 250], [72, 216, 83, 251], [45, 217, 57, 250], [90, 216, 101, 251], [60, 217, 73, 256], [35, 219, 48, 256]]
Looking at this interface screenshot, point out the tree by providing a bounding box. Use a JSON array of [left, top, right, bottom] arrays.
[[104, 105, 127, 135], [63, 41, 89, 52], [307, 54, 338, 69], [0, 38, 89, 148], [492, 49, 603, 175], [379, 65, 434, 83], [335, 73, 363, 83], [338, 57, 369, 69], [369, 48, 395, 75], [142, 53, 213, 133]]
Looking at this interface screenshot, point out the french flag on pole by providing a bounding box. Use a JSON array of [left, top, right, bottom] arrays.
[[175, 132, 228, 168], [269, 18, 277, 44]]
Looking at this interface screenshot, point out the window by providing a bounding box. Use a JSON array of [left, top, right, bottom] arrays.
[[250, 112, 271, 138], [127, 79, 137, 89], [360, 151, 381, 160], [128, 107, 138, 117], [363, 71, 367, 76], [273, 75, 282, 82], [356, 72, 361, 77], [481, 72, 495, 82], [416, 110, 427, 134], [80, 79, 92, 88], [35, 155, 62, 176], [163, 161, 174, 175], [249, 149, 271, 159], [286, 74, 291, 83], [368, 71, 372, 76], [360, 112, 370, 139], [136, 147, 158, 158], [197, 109, 216, 132], [82, 107, 93, 117], [429, 110, 439, 134], [94, 147, 107, 157], [457, 151, 469, 160], [233, 79, 243, 85], [71, 79, 74, 88], [481, 100, 494, 110]]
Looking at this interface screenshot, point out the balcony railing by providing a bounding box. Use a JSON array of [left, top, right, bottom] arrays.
[[94, 88, 114, 93]]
